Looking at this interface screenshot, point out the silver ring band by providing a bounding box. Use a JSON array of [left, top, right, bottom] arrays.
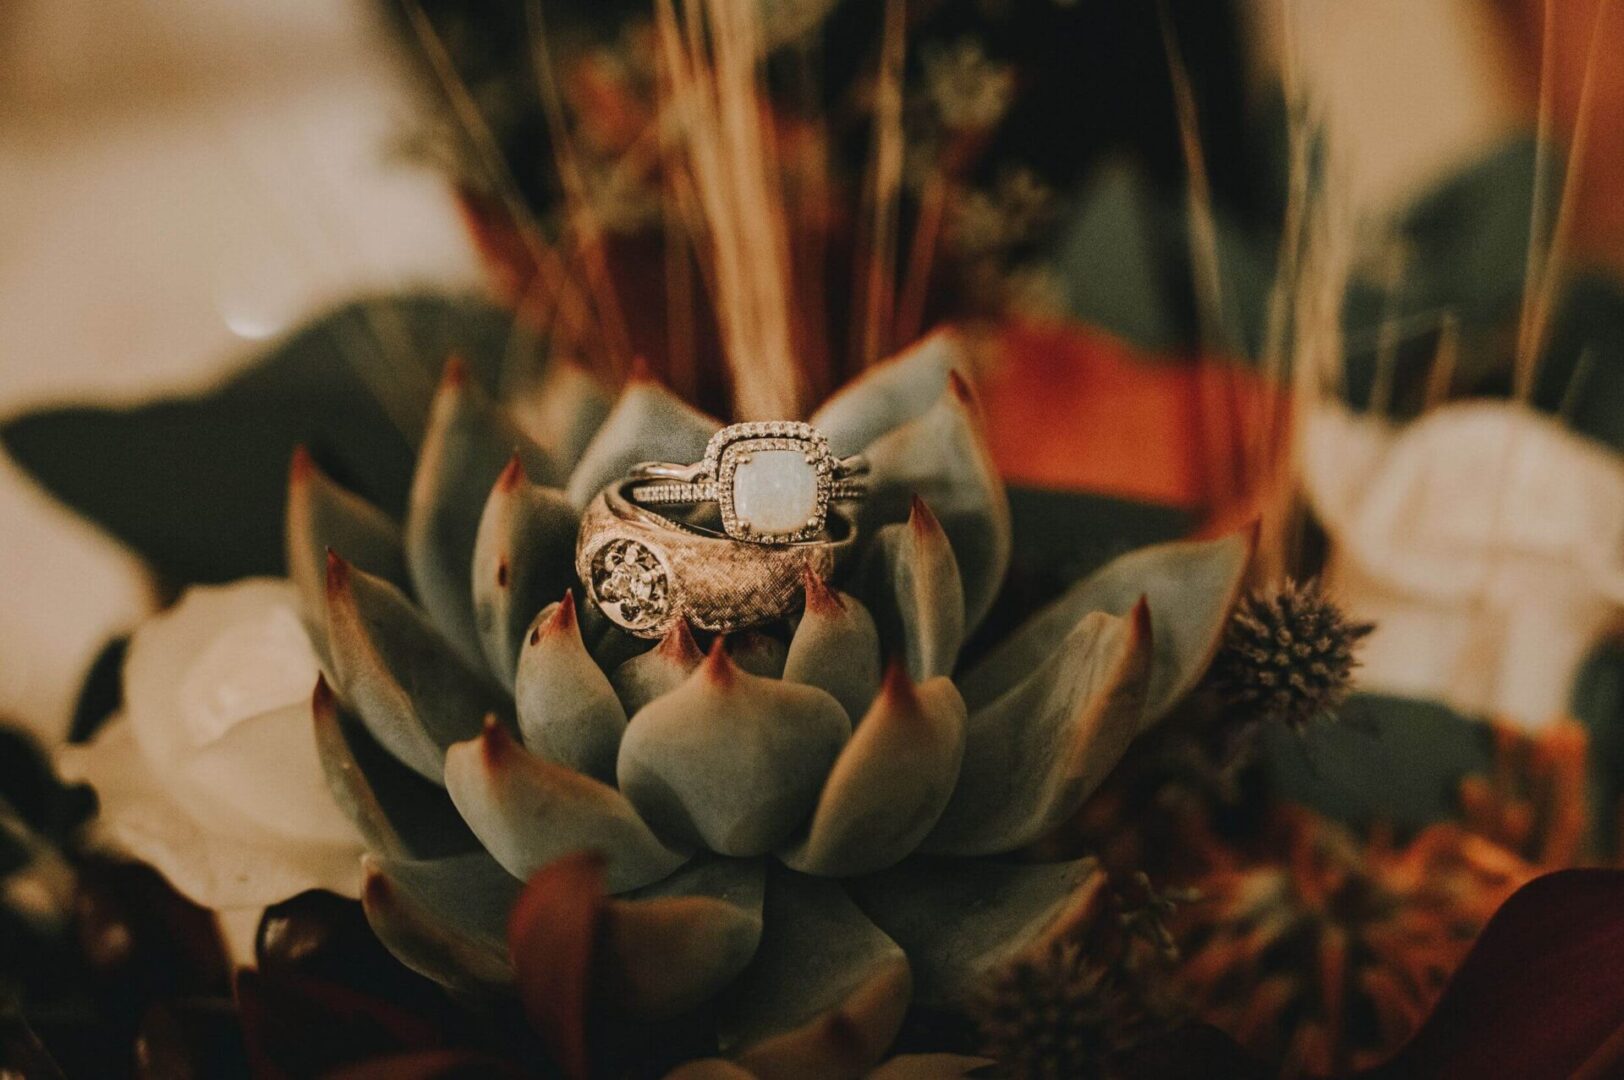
[[630, 478, 867, 506]]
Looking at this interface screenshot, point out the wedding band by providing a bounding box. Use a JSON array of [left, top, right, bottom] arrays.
[[575, 479, 858, 637], [626, 421, 868, 545]]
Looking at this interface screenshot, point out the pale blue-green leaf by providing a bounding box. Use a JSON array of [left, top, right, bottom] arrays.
[[924, 605, 1151, 856], [506, 357, 613, 471], [781, 669, 966, 877], [405, 361, 557, 668], [618, 645, 850, 856], [810, 330, 960, 456], [861, 501, 964, 683], [311, 675, 477, 859], [325, 555, 507, 783], [612, 621, 704, 715], [367, 849, 521, 955], [564, 376, 721, 508], [470, 457, 578, 687], [514, 595, 627, 782], [722, 869, 912, 1077], [603, 858, 767, 1020], [959, 530, 1252, 723], [361, 855, 512, 992], [285, 447, 406, 652], [445, 719, 688, 891], [858, 377, 1011, 633], [727, 631, 788, 679], [783, 574, 882, 722], [848, 856, 1103, 1005]]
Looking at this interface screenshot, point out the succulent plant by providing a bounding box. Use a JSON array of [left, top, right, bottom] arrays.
[[286, 328, 1251, 1071]]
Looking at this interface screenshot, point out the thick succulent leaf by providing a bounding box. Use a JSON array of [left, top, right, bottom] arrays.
[[612, 621, 704, 714], [361, 858, 512, 993], [859, 375, 1011, 633], [781, 666, 967, 877], [727, 632, 788, 679], [515, 595, 628, 782], [862, 499, 965, 683], [848, 856, 1104, 1005], [366, 849, 521, 957], [783, 571, 882, 722], [405, 359, 558, 669], [618, 643, 850, 856], [286, 447, 406, 643], [325, 555, 507, 783], [508, 357, 614, 470], [924, 604, 1151, 855], [0, 292, 520, 585], [866, 1055, 996, 1079], [445, 719, 689, 890], [721, 870, 912, 1077], [564, 374, 722, 508], [960, 530, 1252, 723], [508, 851, 605, 1080], [810, 330, 959, 456], [602, 858, 767, 1020], [312, 676, 478, 859], [470, 457, 579, 686]]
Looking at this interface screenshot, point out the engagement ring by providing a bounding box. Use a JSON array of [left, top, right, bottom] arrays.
[[627, 421, 867, 544]]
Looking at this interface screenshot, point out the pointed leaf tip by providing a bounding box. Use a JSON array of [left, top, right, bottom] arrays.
[[478, 715, 511, 760], [878, 657, 920, 714], [312, 671, 336, 714], [289, 443, 314, 484], [803, 564, 845, 615], [701, 635, 736, 686], [441, 354, 468, 389], [496, 453, 526, 493], [656, 619, 703, 665], [541, 590, 578, 637], [907, 494, 941, 534], [324, 548, 349, 595]]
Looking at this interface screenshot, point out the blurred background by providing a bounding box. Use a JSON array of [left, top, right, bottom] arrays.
[[1, 0, 1619, 739]]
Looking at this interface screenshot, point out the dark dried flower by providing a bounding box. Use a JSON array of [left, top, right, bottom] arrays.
[[1173, 806, 1534, 1075], [1209, 579, 1373, 734], [972, 940, 1135, 1080]]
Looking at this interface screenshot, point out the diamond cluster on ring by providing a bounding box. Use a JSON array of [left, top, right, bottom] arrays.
[[589, 538, 670, 631]]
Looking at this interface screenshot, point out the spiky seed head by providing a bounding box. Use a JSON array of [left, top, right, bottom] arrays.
[[1210, 580, 1373, 733], [972, 940, 1130, 1080]]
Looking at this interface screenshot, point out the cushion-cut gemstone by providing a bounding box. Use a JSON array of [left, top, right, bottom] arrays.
[[732, 449, 819, 534]]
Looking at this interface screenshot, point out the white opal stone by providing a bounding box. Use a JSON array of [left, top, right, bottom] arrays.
[[732, 449, 819, 534]]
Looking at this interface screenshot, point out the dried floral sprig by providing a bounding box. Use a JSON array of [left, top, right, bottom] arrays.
[[1209, 579, 1374, 735], [971, 939, 1135, 1080]]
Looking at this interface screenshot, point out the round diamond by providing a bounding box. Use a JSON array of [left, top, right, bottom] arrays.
[[590, 539, 670, 631]]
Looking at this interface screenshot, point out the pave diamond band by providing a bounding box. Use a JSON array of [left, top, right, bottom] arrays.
[[627, 421, 867, 544], [575, 479, 857, 637], [629, 478, 866, 505]]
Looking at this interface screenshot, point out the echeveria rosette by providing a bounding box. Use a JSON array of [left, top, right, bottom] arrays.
[[292, 329, 1251, 1068]]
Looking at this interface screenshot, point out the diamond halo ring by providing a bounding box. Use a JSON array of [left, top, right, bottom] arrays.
[[628, 421, 867, 544]]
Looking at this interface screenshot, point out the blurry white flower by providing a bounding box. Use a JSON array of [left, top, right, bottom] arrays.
[[1302, 401, 1624, 729], [60, 580, 363, 909]]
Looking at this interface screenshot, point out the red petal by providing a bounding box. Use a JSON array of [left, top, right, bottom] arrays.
[[507, 852, 608, 1080]]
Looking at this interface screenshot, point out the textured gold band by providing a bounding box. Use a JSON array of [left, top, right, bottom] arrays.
[[575, 480, 857, 638]]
